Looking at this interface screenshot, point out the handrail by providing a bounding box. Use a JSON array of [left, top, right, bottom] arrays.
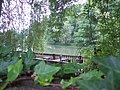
[[34, 52, 83, 63]]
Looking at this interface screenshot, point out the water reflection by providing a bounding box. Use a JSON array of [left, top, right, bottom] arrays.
[[44, 44, 79, 55]]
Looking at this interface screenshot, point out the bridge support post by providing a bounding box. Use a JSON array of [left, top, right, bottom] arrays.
[[79, 56, 83, 63], [52, 54, 56, 60]]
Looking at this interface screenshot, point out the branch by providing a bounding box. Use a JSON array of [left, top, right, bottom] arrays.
[[0, 0, 4, 16]]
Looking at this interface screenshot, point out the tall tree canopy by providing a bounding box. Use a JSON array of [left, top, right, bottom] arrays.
[[0, 0, 119, 57]]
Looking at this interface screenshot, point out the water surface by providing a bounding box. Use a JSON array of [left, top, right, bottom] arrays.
[[44, 44, 80, 55]]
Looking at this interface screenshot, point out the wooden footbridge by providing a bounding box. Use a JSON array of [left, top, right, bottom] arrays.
[[34, 53, 83, 63]]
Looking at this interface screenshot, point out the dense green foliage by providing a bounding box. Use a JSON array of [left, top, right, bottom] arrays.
[[0, 45, 20, 76], [0, 0, 120, 90], [0, 45, 37, 89], [58, 61, 81, 77], [47, 0, 120, 58], [60, 56, 120, 90], [77, 56, 120, 90], [0, 0, 119, 57], [0, 45, 120, 90], [27, 20, 48, 52], [0, 60, 23, 90]]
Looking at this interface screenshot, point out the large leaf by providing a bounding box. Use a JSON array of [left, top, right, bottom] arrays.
[[62, 61, 81, 75], [77, 71, 119, 90], [61, 77, 79, 89], [34, 75, 53, 86], [77, 56, 120, 90], [61, 79, 72, 89], [77, 80, 107, 90], [0, 45, 13, 58], [34, 61, 60, 75], [0, 45, 21, 76], [60, 69, 103, 89], [79, 69, 103, 80], [0, 59, 18, 76], [93, 56, 120, 74], [0, 59, 23, 90], [7, 59, 23, 82], [22, 48, 37, 71], [34, 61, 60, 86]]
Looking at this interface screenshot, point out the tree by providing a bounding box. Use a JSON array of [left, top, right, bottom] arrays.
[[27, 19, 48, 52]]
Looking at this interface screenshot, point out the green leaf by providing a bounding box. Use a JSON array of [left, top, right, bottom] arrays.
[[34, 75, 53, 86], [0, 81, 9, 90], [77, 56, 120, 90], [0, 59, 18, 76], [34, 61, 60, 76], [93, 56, 120, 74], [62, 61, 81, 75], [7, 59, 23, 82], [22, 48, 37, 71], [77, 80, 106, 90], [61, 79, 72, 89], [80, 69, 103, 80], [77, 71, 118, 90], [0, 45, 13, 57], [61, 77, 79, 89], [34, 61, 60, 86]]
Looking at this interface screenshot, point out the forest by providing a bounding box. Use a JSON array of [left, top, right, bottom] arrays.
[[0, 0, 120, 90]]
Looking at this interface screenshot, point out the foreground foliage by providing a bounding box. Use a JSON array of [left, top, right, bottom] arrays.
[[0, 60, 23, 90], [0, 45, 120, 90], [61, 56, 120, 90]]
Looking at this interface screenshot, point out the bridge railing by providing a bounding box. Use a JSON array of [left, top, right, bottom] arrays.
[[34, 52, 83, 63]]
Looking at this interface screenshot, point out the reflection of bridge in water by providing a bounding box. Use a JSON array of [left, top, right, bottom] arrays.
[[34, 53, 83, 63]]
